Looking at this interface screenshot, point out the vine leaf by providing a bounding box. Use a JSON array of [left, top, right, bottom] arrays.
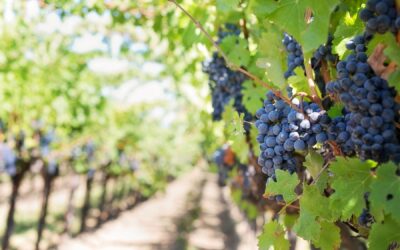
[[293, 209, 321, 242], [304, 151, 324, 178], [250, 125, 261, 157], [367, 33, 400, 65], [304, 151, 328, 192], [332, 12, 364, 58], [313, 221, 341, 250], [367, 33, 400, 91], [368, 216, 400, 250], [369, 163, 400, 223], [247, 0, 278, 18], [299, 185, 338, 221], [258, 221, 290, 250], [220, 35, 250, 66], [257, 25, 286, 88], [223, 104, 249, 163], [242, 80, 264, 114], [283, 214, 298, 230], [329, 157, 374, 220], [388, 70, 400, 92], [267, 0, 339, 53], [288, 68, 309, 94], [327, 103, 344, 118], [216, 0, 240, 13], [293, 185, 340, 245], [264, 169, 299, 202]]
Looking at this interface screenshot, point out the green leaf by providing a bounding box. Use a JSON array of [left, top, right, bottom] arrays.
[[368, 217, 400, 250], [327, 103, 344, 118], [258, 221, 290, 250], [313, 221, 341, 250], [223, 104, 249, 163], [300, 185, 338, 221], [267, 0, 340, 53], [220, 35, 250, 66], [329, 157, 374, 220], [242, 80, 264, 114], [257, 25, 286, 88], [388, 70, 400, 92], [370, 163, 400, 223], [367, 33, 400, 64], [332, 12, 364, 58], [216, 0, 240, 13], [304, 151, 328, 192], [250, 125, 261, 157], [265, 169, 299, 202], [247, 0, 278, 18], [304, 151, 324, 179], [293, 209, 321, 242], [283, 214, 298, 230], [244, 202, 259, 220], [294, 185, 341, 247], [287, 68, 309, 94]]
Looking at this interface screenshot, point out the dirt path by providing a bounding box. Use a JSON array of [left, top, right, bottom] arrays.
[[58, 169, 258, 250], [188, 173, 257, 250]]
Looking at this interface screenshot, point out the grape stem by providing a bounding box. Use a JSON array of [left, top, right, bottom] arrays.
[[304, 60, 323, 109], [311, 162, 330, 185], [240, 16, 249, 40], [320, 60, 332, 83], [167, 0, 304, 113], [290, 92, 313, 101], [277, 199, 300, 215]]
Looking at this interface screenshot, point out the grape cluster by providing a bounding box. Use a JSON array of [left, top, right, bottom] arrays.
[[202, 25, 252, 126], [213, 147, 230, 186], [360, 0, 400, 34], [326, 35, 400, 162], [312, 35, 338, 66], [255, 90, 329, 178], [39, 129, 55, 157], [358, 193, 374, 227], [217, 23, 241, 42], [283, 34, 304, 79], [0, 143, 17, 177], [47, 160, 59, 176], [324, 115, 356, 156]]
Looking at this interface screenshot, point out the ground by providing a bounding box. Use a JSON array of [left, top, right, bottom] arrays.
[[58, 169, 258, 250]]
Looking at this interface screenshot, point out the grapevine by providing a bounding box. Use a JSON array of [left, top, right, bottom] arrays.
[[169, 0, 400, 249]]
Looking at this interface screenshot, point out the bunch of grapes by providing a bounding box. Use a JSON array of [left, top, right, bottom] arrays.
[[202, 24, 252, 125], [283, 33, 337, 108], [39, 129, 55, 157], [283, 34, 304, 79], [359, 0, 400, 34], [213, 147, 231, 186], [358, 193, 374, 227], [217, 23, 241, 42], [324, 115, 356, 156], [326, 34, 400, 162], [0, 143, 17, 177], [47, 160, 59, 176], [312, 34, 338, 66], [255, 90, 330, 178]]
